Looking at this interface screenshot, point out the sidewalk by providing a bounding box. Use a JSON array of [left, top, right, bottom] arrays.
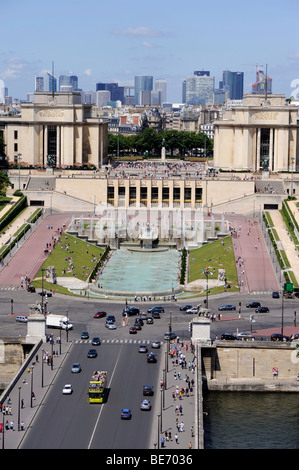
[[0, 339, 72, 449], [150, 339, 197, 450]]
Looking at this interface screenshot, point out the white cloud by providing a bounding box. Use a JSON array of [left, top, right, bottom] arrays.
[[84, 69, 92, 76], [112, 26, 166, 38], [142, 41, 159, 48]]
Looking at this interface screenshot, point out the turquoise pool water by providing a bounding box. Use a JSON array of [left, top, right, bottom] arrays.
[[96, 249, 181, 295]]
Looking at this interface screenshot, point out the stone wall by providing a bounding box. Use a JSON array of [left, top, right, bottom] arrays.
[[211, 342, 299, 380], [0, 340, 25, 389]]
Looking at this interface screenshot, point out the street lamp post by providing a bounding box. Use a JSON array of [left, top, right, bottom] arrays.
[[281, 289, 284, 338], [30, 366, 34, 408], [17, 153, 22, 191], [157, 413, 160, 450], [18, 386, 21, 431], [203, 269, 209, 308]]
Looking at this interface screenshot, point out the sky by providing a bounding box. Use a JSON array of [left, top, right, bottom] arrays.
[[1, 0, 299, 102]]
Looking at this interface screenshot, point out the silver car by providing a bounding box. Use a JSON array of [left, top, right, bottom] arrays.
[[140, 399, 151, 410], [71, 363, 81, 373]]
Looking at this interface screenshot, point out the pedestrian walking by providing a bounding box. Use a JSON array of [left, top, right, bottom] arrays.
[[21, 421, 24, 431], [191, 426, 194, 437], [10, 420, 14, 431], [175, 433, 178, 444], [179, 405, 183, 415], [180, 422, 184, 432]]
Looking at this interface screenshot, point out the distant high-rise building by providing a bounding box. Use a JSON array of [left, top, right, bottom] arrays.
[[194, 70, 210, 77], [134, 75, 153, 105], [69, 75, 79, 91], [252, 69, 272, 94], [45, 73, 57, 92], [96, 83, 124, 104], [96, 90, 111, 107], [35, 76, 44, 92], [182, 80, 186, 103], [0, 80, 5, 104], [151, 90, 162, 105], [59, 75, 79, 91], [185, 74, 214, 105], [124, 86, 134, 105], [221, 71, 244, 100], [155, 79, 167, 103]]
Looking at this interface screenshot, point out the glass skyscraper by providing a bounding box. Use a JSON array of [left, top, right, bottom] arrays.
[[222, 71, 244, 100], [134, 75, 153, 105]]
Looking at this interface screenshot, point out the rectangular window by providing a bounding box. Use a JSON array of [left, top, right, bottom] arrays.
[[184, 188, 191, 201], [195, 187, 202, 201], [140, 187, 147, 200], [107, 186, 114, 200], [129, 187, 136, 200], [173, 187, 180, 201], [14, 130, 18, 139], [151, 187, 158, 201], [118, 187, 125, 198], [14, 143, 18, 152], [162, 187, 169, 201]]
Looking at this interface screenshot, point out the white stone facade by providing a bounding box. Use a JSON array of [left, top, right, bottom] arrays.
[[0, 92, 108, 168], [213, 94, 299, 172]]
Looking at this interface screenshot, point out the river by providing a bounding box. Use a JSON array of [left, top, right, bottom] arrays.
[[203, 392, 299, 449]]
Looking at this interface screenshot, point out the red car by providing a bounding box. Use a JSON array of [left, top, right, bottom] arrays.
[[94, 311, 106, 318]]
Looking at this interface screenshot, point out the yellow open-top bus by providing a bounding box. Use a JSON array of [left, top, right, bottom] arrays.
[[89, 371, 107, 403]]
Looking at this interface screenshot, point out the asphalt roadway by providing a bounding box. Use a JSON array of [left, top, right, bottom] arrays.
[[0, 212, 299, 451]]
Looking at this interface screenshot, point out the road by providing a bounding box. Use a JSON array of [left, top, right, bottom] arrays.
[[1, 289, 299, 449], [20, 341, 162, 449], [2, 288, 298, 341]]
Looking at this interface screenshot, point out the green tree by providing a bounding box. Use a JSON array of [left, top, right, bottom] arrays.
[[0, 170, 12, 196]]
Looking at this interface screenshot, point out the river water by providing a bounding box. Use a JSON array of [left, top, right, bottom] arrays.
[[203, 392, 299, 449]]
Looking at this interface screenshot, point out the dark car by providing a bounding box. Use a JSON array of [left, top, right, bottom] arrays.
[[121, 409, 132, 420], [122, 306, 140, 316], [147, 352, 157, 363], [218, 304, 236, 311], [129, 327, 137, 334], [143, 385, 154, 396], [152, 311, 161, 319], [221, 333, 238, 340], [246, 302, 261, 308], [272, 291, 280, 299], [180, 304, 192, 311], [94, 311, 106, 318], [39, 291, 52, 297], [164, 331, 176, 340], [81, 331, 89, 339], [92, 337, 101, 346], [107, 315, 116, 323], [87, 349, 98, 358], [27, 285, 36, 293], [255, 306, 269, 313], [134, 323, 142, 330], [146, 316, 154, 324], [271, 333, 290, 342], [147, 306, 164, 314]]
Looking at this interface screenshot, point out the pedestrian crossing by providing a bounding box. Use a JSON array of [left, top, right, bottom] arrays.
[[75, 338, 163, 345], [0, 286, 17, 291]]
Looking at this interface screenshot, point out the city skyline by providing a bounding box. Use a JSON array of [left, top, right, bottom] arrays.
[[1, 0, 298, 102]]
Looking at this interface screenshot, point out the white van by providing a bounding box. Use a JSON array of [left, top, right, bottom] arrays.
[[15, 316, 28, 323]]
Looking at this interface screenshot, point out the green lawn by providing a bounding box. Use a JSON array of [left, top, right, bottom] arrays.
[[188, 236, 238, 291], [34, 233, 103, 283]]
